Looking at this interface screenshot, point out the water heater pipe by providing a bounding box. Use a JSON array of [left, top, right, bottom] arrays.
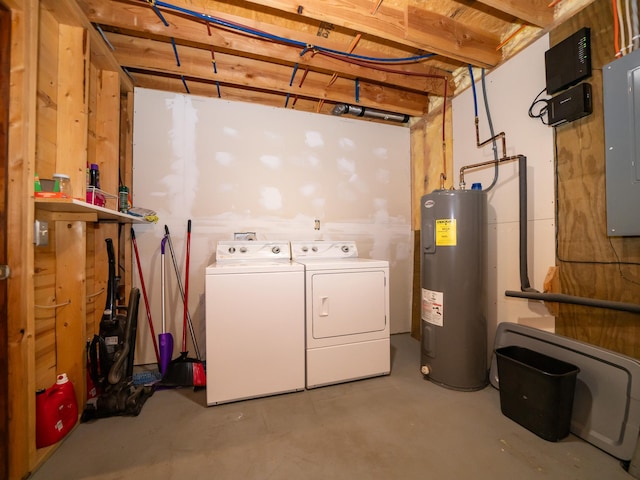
[[459, 147, 640, 314]]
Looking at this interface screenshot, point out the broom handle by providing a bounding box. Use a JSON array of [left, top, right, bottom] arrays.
[[131, 229, 160, 364], [182, 220, 191, 353], [160, 236, 168, 333], [164, 225, 201, 360]]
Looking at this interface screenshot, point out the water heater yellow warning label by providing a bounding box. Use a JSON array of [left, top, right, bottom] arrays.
[[436, 219, 457, 246]]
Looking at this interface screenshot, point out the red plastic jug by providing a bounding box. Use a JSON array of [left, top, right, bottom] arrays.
[[35, 373, 78, 448]]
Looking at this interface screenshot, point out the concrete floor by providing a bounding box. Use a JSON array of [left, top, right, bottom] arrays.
[[30, 334, 633, 480]]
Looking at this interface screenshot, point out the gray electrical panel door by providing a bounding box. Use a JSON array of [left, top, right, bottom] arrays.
[[603, 48, 640, 236]]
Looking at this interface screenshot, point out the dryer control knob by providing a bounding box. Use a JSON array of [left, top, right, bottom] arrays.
[[228, 247, 236, 254], [312, 246, 318, 252], [301, 246, 308, 252], [239, 246, 247, 253], [341, 245, 350, 253], [272, 246, 281, 254]]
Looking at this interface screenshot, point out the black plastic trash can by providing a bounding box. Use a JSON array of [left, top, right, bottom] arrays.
[[496, 345, 580, 442]]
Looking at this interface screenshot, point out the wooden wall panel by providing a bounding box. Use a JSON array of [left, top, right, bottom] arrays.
[[34, 241, 56, 390], [7, 0, 38, 477], [36, 8, 58, 178], [56, 23, 88, 197], [54, 220, 86, 410], [86, 224, 98, 337], [553, 1, 640, 358]]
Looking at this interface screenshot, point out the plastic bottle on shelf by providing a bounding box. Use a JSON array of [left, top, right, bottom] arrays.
[[53, 173, 73, 199], [34, 173, 42, 193], [119, 186, 129, 213], [89, 164, 100, 189]]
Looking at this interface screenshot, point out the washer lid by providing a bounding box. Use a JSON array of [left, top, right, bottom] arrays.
[[206, 259, 303, 274]]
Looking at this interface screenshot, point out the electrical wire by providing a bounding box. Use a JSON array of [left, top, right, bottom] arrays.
[[468, 65, 478, 117], [625, 0, 633, 53], [613, 0, 622, 57], [149, 0, 434, 64], [619, 0, 627, 55], [528, 87, 550, 125], [632, 0, 640, 51]]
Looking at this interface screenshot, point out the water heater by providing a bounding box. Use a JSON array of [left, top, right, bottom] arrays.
[[420, 189, 488, 391]]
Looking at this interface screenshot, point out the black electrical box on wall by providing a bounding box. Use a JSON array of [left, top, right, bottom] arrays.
[[545, 27, 591, 94], [548, 82, 593, 127]]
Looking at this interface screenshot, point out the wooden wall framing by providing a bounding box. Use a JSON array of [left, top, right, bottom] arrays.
[[6, 1, 134, 478], [553, 1, 640, 357]]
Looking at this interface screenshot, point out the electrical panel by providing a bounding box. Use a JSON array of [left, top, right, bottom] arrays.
[[603, 48, 640, 236], [545, 27, 592, 94]]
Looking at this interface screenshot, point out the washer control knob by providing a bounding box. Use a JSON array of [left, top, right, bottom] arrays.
[[272, 246, 281, 254], [301, 246, 308, 252], [228, 247, 236, 254], [239, 246, 247, 253], [341, 245, 350, 253], [312, 246, 318, 252]]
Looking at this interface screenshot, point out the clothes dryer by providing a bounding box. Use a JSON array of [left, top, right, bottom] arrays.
[[205, 241, 305, 405], [291, 241, 390, 388]]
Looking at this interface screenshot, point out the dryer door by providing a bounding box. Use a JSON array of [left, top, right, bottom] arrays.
[[310, 270, 387, 339]]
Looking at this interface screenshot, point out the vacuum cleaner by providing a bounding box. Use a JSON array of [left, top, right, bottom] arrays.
[[82, 238, 153, 421]]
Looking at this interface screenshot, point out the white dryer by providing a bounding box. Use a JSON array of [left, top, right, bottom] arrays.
[[205, 241, 305, 405], [291, 241, 390, 388]]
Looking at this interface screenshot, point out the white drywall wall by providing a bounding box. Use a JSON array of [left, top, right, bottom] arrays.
[[131, 89, 412, 364], [452, 34, 556, 354]]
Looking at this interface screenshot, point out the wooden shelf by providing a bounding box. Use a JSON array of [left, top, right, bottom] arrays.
[[35, 198, 148, 223]]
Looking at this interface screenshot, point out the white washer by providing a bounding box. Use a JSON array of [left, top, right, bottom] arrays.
[[291, 241, 390, 388], [205, 241, 305, 405]]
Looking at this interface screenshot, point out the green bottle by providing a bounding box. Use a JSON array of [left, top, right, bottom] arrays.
[[34, 173, 42, 193]]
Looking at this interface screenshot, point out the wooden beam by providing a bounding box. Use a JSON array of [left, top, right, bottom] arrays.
[[229, 0, 502, 67], [6, 0, 38, 477], [56, 23, 89, 199], [109, 33, 429, 116], [78, 0, 449, 96], [40, 0, 133, 92], [132, 72, 413, 124], [475, 0, 554, 28]]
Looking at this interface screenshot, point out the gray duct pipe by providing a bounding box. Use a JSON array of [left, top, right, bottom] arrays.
[[505, 290, 640, 314], [331, 103, 410, 123], [505, 155, 640, 314]]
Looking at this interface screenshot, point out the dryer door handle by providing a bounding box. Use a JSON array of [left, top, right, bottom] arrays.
[[319, 296, 329, 317]]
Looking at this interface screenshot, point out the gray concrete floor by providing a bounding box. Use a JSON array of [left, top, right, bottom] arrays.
[[30, 334, 633, 480]]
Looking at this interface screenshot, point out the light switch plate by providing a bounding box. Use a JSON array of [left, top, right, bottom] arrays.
[[234, 232, 257, 241], [34, 219, 49, 246]]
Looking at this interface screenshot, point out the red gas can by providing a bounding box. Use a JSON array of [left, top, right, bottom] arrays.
[[35, 373, 78, 448]]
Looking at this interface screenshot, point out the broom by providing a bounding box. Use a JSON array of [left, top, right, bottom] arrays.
[[161, 220, 206, 388]]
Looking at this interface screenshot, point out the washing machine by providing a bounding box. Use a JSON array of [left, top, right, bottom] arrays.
[[291, 240, 390, 388], [205, 241, 305, 405]]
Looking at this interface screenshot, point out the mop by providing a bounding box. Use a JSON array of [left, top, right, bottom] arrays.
[[158, 235, 174, 376], [161, 220, 206, 387]]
